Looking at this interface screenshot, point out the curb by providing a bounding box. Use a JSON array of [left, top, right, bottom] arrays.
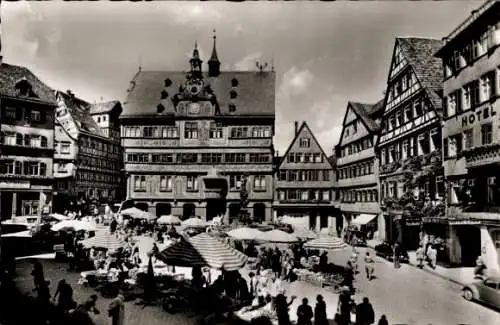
[[364, 243, 465, 286]]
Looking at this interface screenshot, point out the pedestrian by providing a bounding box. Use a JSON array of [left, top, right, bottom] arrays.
[[393, 243, 401, 269], [416, 246, 425, 268], [108, 294, 125, 325], [314, 295, 328, 325], [53, 279, 75, 313], [297, 297, 313, 325], [343, 261, 355, 292], [275, 294, 296, 325], [83, 294, 101, 315], [249, 272, 258, 298], [355, 297, 375, 325], [427, 245, 437, 269], [31, 261, 46, 291], [377, 315, 389, 325], [364, 252, 375, 280]]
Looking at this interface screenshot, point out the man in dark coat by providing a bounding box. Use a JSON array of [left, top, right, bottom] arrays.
[[296, 298, 313, 325], [314, 295, 328, 325], [355, 297, 375, 325]]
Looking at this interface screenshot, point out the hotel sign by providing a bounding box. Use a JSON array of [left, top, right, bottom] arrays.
[[0, 181, 31, 189], [461, 106, 496, 128]]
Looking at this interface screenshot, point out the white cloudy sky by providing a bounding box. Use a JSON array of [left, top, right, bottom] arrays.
[[1, 1, 481, 154]]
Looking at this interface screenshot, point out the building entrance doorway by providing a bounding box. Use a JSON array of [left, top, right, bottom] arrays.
[[182, 203, 196, 220], [156, 203, 172, 217], [0, 192, 13, 220], [206, 199, 226, 221], [457, 225, 481, 267], [309, 211, 317, 230]]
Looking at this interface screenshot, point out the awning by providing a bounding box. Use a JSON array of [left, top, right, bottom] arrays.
[[351, 214, 377, 226]]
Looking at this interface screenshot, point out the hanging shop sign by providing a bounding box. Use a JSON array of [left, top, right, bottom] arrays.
[[461, 106, 496, 128]]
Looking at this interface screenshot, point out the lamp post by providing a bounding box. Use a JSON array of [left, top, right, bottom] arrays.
[[238, 173, 250, 225]]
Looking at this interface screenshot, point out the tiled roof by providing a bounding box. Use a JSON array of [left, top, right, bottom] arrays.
[[89, 100, 120, 115], [348, 99, 384, 132], [397, 37, 444, 110], [57, 91, 105, 137], [122, 70, 275, 117], [0, 63, 56, 104]]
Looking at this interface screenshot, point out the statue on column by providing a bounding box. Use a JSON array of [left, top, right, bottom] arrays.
[[238, 174, 251, 225]]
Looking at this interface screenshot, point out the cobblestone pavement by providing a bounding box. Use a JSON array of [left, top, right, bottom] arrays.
[[13, 260, 200, 325], [327, 247, 500, 325]]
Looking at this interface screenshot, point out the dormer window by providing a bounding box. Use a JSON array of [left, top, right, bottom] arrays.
[[161, 90, 169, 99], [157, 103, 165, 114], [231, 78, 239, 87], [164, 78, 172, 87], [230, 90, 237, 99], [229, 104, 236, 112], [15, 77, 33, 97]]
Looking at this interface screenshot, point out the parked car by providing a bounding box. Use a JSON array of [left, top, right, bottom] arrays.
[[374, 242, 410, 263], [461, 277, 500, 308]]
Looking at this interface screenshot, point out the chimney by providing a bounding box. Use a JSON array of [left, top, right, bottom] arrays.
[[294, 121, 298, 135]]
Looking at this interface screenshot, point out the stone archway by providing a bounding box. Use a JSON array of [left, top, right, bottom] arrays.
[[135, 202, 149, 212], [253, 203, 266, 223], [228, 203, 240, 223], [182, 203, 196, 220], [156, 203, 172, 217]]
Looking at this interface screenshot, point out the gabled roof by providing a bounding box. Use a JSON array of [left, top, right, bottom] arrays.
[[0, 63, 56, 105], [395, 37, 444, 110], [89, 100, 121, 115], [122, 70, 275, 117], [349, 99, 384, 133], [278, 121, 334, 169], [56, 91, 106, 138]]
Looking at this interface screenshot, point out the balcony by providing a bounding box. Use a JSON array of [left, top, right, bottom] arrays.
[[463, 144, 500, 168]]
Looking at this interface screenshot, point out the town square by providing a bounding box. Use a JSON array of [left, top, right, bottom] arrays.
[[0, 1, 499, 325]]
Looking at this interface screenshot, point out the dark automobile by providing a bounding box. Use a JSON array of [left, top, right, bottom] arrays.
[[374, 242, 410, 263], [462, 277, 500, 308]]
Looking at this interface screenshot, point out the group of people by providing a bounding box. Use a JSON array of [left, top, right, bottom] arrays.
[[26, 261, 125, 325]]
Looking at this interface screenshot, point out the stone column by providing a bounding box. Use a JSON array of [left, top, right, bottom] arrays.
[[329, 216, 336, 234], [447, 225, 461, 264], [38, 191, 44, 217], [126, 175, 131, 200], [273, 209, 278, 223], [11, 192, 17, 218], [224, 203, 230, 225]]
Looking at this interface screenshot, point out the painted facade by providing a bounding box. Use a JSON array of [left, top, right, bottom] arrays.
[[377, 37, 445, 250], [0, 62, 57, 221], [120, 37, 275, 222], [435, 0, 500, 270], [273, 121, 337, 231], [335, 100, 384, 240]]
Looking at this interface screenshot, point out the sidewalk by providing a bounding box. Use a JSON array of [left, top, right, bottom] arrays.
[[365, 240, 474, 285]]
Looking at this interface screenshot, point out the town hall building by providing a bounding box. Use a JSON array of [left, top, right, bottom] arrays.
[[120, 34, 275, 223]]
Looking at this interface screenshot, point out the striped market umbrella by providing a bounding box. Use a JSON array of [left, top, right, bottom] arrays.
[[156, 232, 248, 271], [121, 207, 156, 220], [157, 215, 182, 225], [227, 227, 263, 241], [256, 229, 299, 243], [304, 236, 348, 250], [80, 230, 127, 251]]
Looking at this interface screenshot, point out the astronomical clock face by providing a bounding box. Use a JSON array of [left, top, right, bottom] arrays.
[[188, 102, 201, 115], [187, 79, 204, 97]]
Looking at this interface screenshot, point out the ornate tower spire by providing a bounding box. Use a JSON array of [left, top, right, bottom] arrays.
[[208, 29, 221, 77], [189, 40, 203, 78]]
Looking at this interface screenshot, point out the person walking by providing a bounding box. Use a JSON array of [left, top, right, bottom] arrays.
[[377, 315, 389, 325], [53, 279, 75, 313], [355, 297, 375, 325], [314, 295, 328, 325], [297, 298, 313, 325], [31, 261, 46, 292], [108, 294, 125, 325], [364, 252, 375, 281], [416, 246, 425, 268], [427, 245, 437, 269], [393, 243, 401, 269], [337, 288, 353, 325]]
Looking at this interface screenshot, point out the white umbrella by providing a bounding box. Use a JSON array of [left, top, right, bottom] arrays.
[[121, 207, 155, 220], [181, 217, 208, 228], [16, 253, 57, 261], [256, 229, 299, 243], [49, 213, 70, 221], [157, 215, 182, 225], [304, 236, 348, 250], [293, 228, 318, 240], [227, 227, 263, 241], [51, 220, 97, 232]]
